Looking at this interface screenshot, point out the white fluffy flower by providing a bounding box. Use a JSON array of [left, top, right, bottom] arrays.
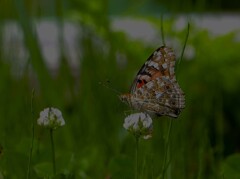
[[37, 107, 65, 129], [123, 113, 153, 139]]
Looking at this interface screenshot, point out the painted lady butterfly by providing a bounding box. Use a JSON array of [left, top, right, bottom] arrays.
[[120, 46, 185, 118]]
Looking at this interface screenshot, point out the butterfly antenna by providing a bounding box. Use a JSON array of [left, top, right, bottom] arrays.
[[161, 14, 166, 46], [178, 22, 190, 66], [99, 80, 121, 95]]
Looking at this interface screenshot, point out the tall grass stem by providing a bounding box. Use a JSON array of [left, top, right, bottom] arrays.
[[161, 119, 173, 179], [135, 136, 139, 179], [50, 129, 56, 175], [27, 89, 35, 179]]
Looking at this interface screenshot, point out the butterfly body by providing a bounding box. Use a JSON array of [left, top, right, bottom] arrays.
[[120, 46, 185, 118]]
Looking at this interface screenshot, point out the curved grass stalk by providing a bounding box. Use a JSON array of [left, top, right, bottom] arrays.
[[178, 22, 190, 66], [27, 89, 35, 179]]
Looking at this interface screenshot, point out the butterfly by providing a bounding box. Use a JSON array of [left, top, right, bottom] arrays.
[[120, 46, 185, 118]]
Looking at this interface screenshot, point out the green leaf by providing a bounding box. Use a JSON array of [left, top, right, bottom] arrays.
[[221, 154, 240, 179], [34, 162, 53, 177], [108, 155, 134, 179]]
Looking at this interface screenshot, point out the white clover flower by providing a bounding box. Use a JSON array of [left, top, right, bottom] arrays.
[[123, 112, 153, 139], [37, 107, 65, 129]]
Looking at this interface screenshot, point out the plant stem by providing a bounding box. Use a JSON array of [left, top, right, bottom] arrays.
[[161, 14, 165, 46], [27, 89, 35, 179], [161, 119, 173, 179], [50, 128, 56, 175], [135, 136, 139, 179], [178, 22, 190, 67]]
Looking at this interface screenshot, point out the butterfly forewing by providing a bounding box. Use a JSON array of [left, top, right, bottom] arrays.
[[130, 46, 176, 93]]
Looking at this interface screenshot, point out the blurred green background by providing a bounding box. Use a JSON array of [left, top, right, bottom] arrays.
[[1, 0, 240, 178]]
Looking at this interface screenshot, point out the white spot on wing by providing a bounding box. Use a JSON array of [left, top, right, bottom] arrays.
[[146, 81, 154, 89], [138, 88, 144, 94], [168, 52, 175, 57], [156, 92, 163, 99], [148, 61, 159, 69], [162, 63, 167, 69], [153, 50, 162, 57], [170, 67, 174, 75], [160, 82, 165, 87]]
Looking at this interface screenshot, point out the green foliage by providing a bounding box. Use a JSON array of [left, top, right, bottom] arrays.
[[221, 154, 240, 179]]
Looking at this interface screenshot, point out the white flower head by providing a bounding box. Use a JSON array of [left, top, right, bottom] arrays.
[[37, 107, 65, 129], [123, 112, 153, 139]]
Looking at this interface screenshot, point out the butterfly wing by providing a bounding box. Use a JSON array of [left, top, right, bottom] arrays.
[[132, 77, 185, 117], [128, 46, 184, 117], [130, 46, 176, 93]]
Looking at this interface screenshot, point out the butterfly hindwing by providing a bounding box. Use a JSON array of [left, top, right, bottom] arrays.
[[132, 77, 185, 117]]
